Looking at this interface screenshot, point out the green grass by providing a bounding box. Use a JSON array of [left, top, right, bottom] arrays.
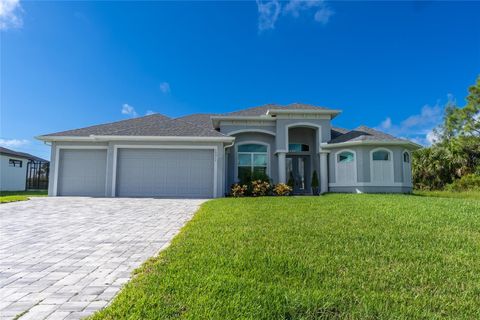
[[0, 190, 47, 203], [91, 194, 480, 320], [414, 189, 480, 200]]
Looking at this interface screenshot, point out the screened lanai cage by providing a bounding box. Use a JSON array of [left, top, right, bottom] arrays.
[[26, 160, 49, 190]]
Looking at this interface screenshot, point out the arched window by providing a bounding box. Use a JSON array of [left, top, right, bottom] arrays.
[[371, 148, 393, 184], [372, 150, 390, 161], [338, 151, 354, 163], [335, 150, 356, 184], [403, 151, 412, 185], [237, 143, 268, 181]]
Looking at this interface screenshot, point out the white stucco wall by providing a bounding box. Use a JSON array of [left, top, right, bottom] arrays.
[[0, 154, 27, 191]]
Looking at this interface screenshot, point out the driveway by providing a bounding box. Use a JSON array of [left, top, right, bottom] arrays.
[[0, 197, 205, 320]]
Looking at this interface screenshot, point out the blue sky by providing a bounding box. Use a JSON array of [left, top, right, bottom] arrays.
[[1, 0, 479, 160]]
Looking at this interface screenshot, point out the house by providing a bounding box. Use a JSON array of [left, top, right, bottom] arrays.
[[0, 147, 49, 191], [37, 103, 420, 198]]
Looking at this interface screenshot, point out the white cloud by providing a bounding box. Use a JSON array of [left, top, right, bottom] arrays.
[[380, 117, 392, 130], [121, 103, 138, 117], [257, 0, 281, 31], [314, 5, 334, 24], [159, 82, 171, 94], [0, 0, 22, 30], [145, 110, 156, 116], [257, 0, 334, 31], [0, 138, 29, 148], [376, 104, 444, 146]]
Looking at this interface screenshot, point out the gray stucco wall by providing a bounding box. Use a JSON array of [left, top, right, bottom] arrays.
[[328, 145, 411, 187], [48, 140, 225, 197], [275, 118, 331, 151], [225, 132, 277, 189]]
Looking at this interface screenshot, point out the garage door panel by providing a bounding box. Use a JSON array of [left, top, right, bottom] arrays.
[[58, 149, 107, 196], [116, 149, 214, 198]]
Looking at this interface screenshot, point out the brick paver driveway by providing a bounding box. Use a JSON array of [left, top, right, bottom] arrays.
[[0, 197, 206, 320]]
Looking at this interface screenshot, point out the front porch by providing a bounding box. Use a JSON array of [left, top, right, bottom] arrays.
[[276, 125, 329, 194]]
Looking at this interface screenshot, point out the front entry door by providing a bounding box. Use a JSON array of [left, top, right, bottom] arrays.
[[286, 156, 311, 194]]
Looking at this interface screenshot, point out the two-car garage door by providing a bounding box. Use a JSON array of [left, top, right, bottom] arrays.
[[115, 149, 214, 198], [56, 148, 214, 198]]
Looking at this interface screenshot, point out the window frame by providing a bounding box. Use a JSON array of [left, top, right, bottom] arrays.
[[235, 142, 270, 181], [8, 159, 23, 168], [334, 149, 357, 184], [288, 143, 310, 153]]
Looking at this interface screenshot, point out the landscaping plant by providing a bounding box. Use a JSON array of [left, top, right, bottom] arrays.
[[230, 184, 248, 197], [273, 183, 292, 196]]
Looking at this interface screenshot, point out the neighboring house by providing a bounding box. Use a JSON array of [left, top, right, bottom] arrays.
[[37, 103, 420, 198], [0, 147, 49, 191]]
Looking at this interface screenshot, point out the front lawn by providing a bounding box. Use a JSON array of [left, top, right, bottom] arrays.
[[414, 189, 480, 200], [91, 194, 480, 319], [0, 190, 47, 203]]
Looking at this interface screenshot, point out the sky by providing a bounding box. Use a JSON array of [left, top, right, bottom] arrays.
[[1, 0, 479, 160]]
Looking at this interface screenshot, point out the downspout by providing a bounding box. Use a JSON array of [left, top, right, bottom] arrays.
[[223, 140, 235, 196]]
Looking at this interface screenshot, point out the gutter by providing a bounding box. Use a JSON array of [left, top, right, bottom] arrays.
[[321, 140, 422, 149], [35, 135, 235, 143]]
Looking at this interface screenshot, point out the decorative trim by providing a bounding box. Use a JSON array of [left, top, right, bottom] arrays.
[[227, 129, 276, 136], [234, 141, 270, 183], [53, 145, 109, 197], [334, 149, 358, 185], [321, 140, 422, 149], [370, 147, 394, 185], [329, 182, 412, 187], [111, 144, 219, 198], [285, 122, 322, 152]]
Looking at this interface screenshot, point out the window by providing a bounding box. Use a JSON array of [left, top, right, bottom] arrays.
[[288, 144, 309, 152], [372, 150, 390, 161], [403, 152, 410, 163], [371, 149, 393, 183], [9, 159, 23, 167], [337, 151, 354, 163], [237, 144, 268, 181], [336, 150, 356, 183]]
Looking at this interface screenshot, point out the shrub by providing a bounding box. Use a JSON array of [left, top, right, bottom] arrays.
[[250, 180, 271, 197], [230, 184, 248, 197], [273, 183, 292, 196], [445, 174, 480, 192]]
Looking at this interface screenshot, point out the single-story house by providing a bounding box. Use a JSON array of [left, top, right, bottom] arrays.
[[37, 103, 421, 198], [0, 147, 49, 191]]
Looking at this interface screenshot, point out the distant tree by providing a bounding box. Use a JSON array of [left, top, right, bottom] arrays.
[[413, 75, 480, 190]]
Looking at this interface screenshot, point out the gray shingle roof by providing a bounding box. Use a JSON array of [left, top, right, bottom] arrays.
[[0, 147, 48, 162], [226, 103, 335, 116], [328, 125, 409, 144], [41, 114, 226, 137], [175, 113, 218, 129]]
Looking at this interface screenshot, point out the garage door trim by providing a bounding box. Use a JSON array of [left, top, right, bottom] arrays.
[[53, 146, 109, 196], [112, 145, 218, 198]]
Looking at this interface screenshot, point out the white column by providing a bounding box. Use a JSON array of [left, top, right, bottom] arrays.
[[277, 152, 286, 184], [320, 151, 329, 194]]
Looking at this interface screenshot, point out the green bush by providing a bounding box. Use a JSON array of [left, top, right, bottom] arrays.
[[250, 180, 271, 197], [445, 174, 480, 192]]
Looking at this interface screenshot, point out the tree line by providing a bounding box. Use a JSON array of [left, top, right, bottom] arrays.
[[412, 76, 480, 190]]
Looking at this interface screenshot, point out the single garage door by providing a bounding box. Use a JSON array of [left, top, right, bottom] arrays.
[[116, 148, 214, 198], [57, 149, 107, 196]]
